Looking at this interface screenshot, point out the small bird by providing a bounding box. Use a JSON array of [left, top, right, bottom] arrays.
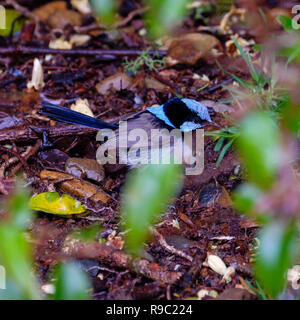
[[41, 98, 216, 173]]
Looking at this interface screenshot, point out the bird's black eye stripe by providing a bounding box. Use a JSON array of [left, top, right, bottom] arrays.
[[163, 98, 198, 128]]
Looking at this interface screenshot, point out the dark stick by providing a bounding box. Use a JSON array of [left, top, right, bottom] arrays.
[[0, 46, 167, 57], [0, 145, 31, 174], [0, 124, 98, 143], [202, 78, 234, 93]]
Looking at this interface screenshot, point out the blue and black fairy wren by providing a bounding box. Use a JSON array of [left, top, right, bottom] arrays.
[[41, 98, 216, 174]]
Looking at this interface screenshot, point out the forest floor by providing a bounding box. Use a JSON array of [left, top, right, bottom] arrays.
[[0, 0, 289, 300]]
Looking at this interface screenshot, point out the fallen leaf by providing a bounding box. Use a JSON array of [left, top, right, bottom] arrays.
[[222, 266, 235, 282], [166, 33, 221, 66], [27, 58, 45, 91], [287, 265, 300, 290], [225, 34, 255, 57], [96, 72, 133, 95], [48, 9, 82, 29], [38, 149, 69, 171], [197, 289, 218, 300], [34, 1, 67, 22], [204, 254, 227, 276], [238, 276, 257, 296], [215, 288, 254, 300], [198, 184, 232, 208], [145, 77, 168, 90], [65, 157, 105, 184], [70, 99, 94, 117], [29, 192, 86, 215], [70, 34, 91, 47], [49, 38, 72, 50], [219, 5, 245, 34], [40, 170, 110, 204], [71, 0, 92, 14]]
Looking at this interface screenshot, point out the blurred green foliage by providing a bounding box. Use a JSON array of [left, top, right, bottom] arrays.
[[255, 220, 299, 298], [237, 111, 281, 190], [144, 0, 188, 38], [89, 0, 117, 25], [0, 185, 40, 300], [0, 1, 299, 301], [207, 37, 289, 167], [53, 262, 91, 300], [0, 9, 26, 37], [230, 28, 300, 298], [0, 185, 91, 300], [89, 0, 189, 38], [121, 164, 183, 256]]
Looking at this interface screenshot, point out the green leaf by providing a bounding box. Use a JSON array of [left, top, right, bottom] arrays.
[[216, 60, 256, 91], [252, 44, 262, 51], [70, 224, 102, 242], [216, 139, 234, 167], [121, 164, 183, 256], [53, 262, 91, 300], [233, 182, 262, 213], [255, 219, 299, 298], [0, 226, 41, 300], [237, 111, 281, 190], [213, 137, 225, 152], [277, 15, 294, 31], [89, 0, 117, 25], [246, 280, 268, 300], [0, 185, 41, 300], [232, 38, 265, 85], [7, 184, 33, 230], [145, 0, 189, 38]]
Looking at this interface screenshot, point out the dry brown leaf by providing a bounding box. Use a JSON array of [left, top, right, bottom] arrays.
[[40, 170, 110, 204], [96, 73, 133, 95], [145, 77, 168, 90], [48, 9, 82, 29], [65, 157, 105, 184], [33, 1, 67, 22], [166, 33, 221, 66]]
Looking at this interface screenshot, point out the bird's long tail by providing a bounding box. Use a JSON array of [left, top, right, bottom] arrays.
[[40, 102, 118, 130]]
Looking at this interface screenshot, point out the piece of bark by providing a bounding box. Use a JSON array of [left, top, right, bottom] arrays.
[[0, 124, 97, 144], [40, 170, 110, 203], [63, 241, 182, 285]]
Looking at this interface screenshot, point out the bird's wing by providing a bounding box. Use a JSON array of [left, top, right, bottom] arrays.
[[98, 111, 183, 166]]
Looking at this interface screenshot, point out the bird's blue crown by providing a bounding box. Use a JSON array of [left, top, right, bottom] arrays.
[[147, 98, 211, 132]]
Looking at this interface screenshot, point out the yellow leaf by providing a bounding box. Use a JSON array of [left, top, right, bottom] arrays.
[[29, 192, 86, 215]]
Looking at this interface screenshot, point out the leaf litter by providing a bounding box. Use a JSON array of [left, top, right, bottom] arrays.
[[0, 0, 272, 300]]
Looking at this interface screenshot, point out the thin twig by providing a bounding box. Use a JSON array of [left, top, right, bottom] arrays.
[[9, 140, 41, 177], [0, 145, 31, 176], [115, 6, 149, 28], [0, 46, 167, 57], [150, 227, 193, 262], [5, 0, 41, 37]]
